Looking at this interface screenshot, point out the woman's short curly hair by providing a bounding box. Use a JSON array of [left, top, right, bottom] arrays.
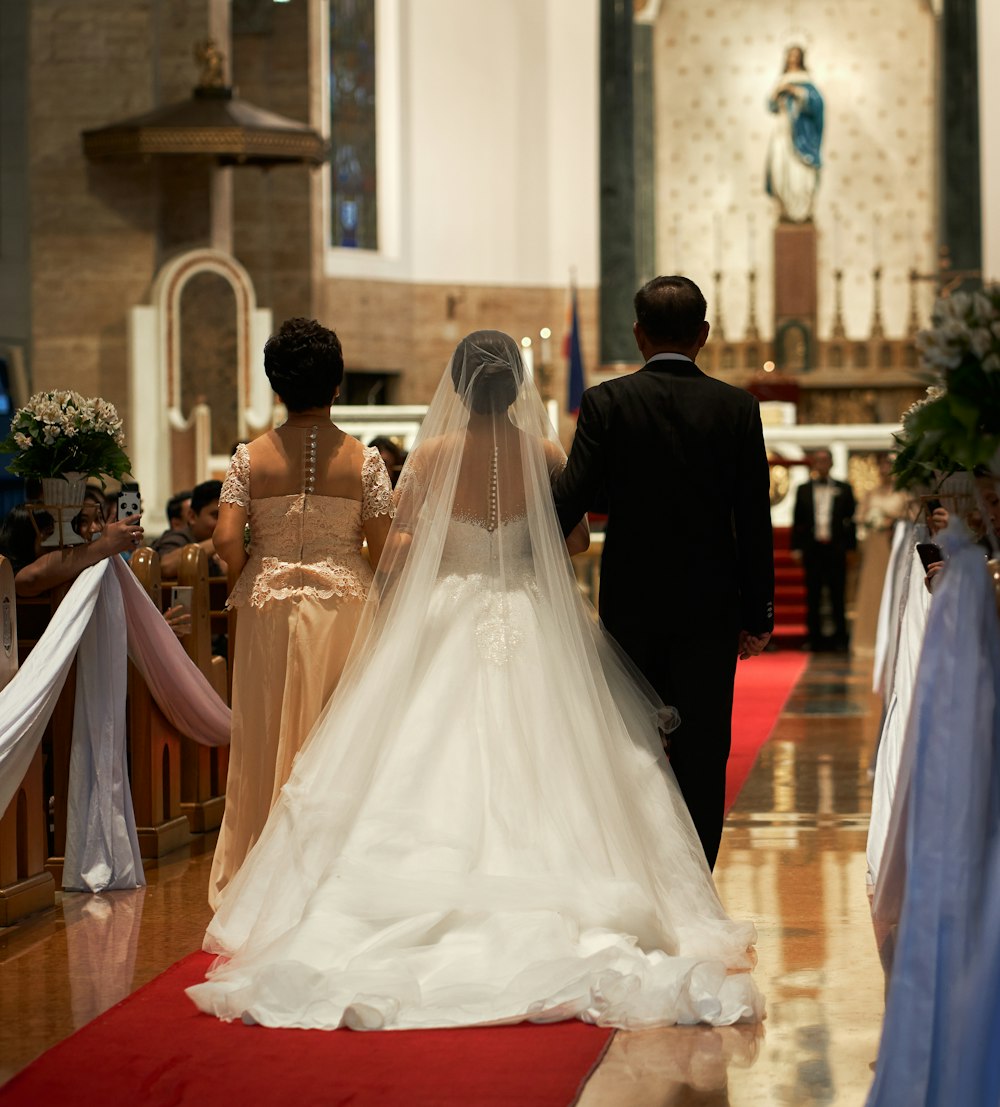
[[264, 317, 344, 412]]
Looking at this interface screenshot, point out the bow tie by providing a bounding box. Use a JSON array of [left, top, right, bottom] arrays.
[[814, 479, 831, 486]]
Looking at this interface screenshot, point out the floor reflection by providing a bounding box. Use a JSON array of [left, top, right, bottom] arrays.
[[63, 888, 146, 1026], [0, 838, 215, 1084], [582, 1024, 762, 1106]]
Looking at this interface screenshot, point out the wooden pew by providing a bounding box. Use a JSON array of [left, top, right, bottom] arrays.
[[171, 545, 229, 833], [15, 579, 76, 886], [0, 556, 56, 923], [128, 548, 193, 858]]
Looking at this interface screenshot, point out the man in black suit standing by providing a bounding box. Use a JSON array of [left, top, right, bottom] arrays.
[[790, 447, 856, 652], [553, 276, 775, 870]]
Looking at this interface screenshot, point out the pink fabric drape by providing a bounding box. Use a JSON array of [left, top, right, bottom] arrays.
[[112, 557, 231, 747]]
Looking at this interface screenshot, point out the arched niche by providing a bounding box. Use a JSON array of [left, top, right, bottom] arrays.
[[129, 249, 272, 530]]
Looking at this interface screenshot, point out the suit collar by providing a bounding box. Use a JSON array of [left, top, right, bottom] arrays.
[[642, 353, 702, 376]]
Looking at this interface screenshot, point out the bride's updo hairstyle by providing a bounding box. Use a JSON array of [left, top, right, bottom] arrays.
[[450, 330, 523, 415], [264, 317, 344, 412]]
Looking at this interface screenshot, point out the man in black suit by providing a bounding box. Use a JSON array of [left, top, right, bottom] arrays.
[[553, 276, 774, 869], [790, 447, 856, 652]]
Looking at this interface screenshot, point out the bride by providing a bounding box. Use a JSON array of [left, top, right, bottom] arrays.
[[187, 331, 763, 1030]]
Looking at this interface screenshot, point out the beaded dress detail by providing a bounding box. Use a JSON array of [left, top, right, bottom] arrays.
[[221, 441, 394, 610]]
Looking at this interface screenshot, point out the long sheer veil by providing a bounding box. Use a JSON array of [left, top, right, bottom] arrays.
[[342, 328, 675, 758]]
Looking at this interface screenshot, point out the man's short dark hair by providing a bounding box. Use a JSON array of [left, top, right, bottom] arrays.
[[166, 490, 192, 522], [634, 276, 707, 346], [264, 317, 344, 412], [190, 480, 222, 516]]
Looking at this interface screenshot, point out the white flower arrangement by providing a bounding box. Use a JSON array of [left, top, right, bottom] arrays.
[[2, 389, 131, 482], [893, 286, 1000, 489], [915, 287, 1000, 379]]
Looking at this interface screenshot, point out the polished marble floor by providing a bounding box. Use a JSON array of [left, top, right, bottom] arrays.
[[0, 653, 886, 1105]]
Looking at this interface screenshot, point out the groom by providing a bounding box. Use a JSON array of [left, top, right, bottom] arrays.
[[554, 276, 774, 869]]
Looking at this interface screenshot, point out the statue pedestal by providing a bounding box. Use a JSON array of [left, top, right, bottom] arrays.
[[773, 223, 818, 372]]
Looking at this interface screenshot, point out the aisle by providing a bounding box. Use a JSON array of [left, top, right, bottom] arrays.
[[0, 655, 886, 1106], [581, 654, 885, 1106]]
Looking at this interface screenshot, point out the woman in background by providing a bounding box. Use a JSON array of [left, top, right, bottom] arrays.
[[208, 317, 394, 909]]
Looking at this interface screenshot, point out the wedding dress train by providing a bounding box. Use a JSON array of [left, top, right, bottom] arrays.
[[187, 332, 763, 1031]]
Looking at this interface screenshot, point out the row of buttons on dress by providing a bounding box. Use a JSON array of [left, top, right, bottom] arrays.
[[304, 426, 318, 494]]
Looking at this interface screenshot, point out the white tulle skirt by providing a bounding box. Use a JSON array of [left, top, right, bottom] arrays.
[[187, 571, 763, 1030]]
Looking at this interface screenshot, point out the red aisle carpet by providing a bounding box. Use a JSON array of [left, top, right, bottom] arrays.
[[725, 651, 808, 813], [3, 654, 802, 1107], [1, 952, 612, 1107]]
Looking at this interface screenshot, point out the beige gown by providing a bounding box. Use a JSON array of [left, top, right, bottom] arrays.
[[209, 441, 394, 908]]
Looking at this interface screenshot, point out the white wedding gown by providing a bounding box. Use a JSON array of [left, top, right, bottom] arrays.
[[187, 333, 763, 1031]]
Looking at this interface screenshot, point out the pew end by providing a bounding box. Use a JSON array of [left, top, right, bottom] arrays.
[[0, 556, 56, 924]]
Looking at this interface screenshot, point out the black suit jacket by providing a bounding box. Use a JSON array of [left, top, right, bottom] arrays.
[[790, 479, 857, 552], [553, 357, 775, 642]]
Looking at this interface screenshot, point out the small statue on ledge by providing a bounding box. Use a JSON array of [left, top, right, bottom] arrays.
[[194, 39, 226, 89]]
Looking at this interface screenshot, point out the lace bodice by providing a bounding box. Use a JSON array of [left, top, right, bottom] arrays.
[[438, 515, 533, 578], [220, 442, 395, 609]]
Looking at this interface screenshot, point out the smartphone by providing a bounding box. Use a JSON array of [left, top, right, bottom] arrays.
[[916, 541, 943, 572], [169, 585, 193, 617], [118, 484, 141, 522]]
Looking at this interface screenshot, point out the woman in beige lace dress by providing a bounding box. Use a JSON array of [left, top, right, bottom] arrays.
[[209, 318, 395, 907]]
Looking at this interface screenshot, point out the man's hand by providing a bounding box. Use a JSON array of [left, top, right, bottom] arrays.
[[738, 630, 771, 660]]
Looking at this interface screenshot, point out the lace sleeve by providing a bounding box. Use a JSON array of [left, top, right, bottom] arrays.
[[361, 446, 396, 522], [220, 442, 250, 507]]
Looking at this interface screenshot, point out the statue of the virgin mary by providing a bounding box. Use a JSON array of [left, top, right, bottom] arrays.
[[765, 45, 824, 223]]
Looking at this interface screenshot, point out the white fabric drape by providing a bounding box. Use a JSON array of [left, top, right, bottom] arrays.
[[63, 563, 143, 891], [0, 561, 106, 816], [866, 540, 932, 895], [872, 518, 912, 700], [0, 555, 232, 893]]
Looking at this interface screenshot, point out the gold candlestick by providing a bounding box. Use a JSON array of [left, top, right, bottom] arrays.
[[745, 269, 760, 341], [870, 266, 885, 340], [831, 269, 846, 339], [713, 270, 726, 342]]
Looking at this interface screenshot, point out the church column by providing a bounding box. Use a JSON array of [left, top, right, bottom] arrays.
[[599, 0, 639, 367], [633, 18, 656, 290], [940, 0, 982, 280]]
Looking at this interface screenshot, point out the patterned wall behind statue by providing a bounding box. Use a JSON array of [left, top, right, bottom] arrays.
[[654, 0, 936, 346]]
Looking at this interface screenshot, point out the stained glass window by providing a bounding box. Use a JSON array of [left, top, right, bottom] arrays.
[[329, 0, 377, 250]]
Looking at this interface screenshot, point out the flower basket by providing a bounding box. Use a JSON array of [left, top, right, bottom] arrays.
[[38, 474, 88, 547], [2, 390, 132, 548]]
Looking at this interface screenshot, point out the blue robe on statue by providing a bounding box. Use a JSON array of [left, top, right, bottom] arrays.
[[766, 72, 824, 222]]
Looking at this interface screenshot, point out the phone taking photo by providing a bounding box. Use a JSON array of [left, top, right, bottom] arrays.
[[118, 484, 141, 522], [169, 585, 193, 617], [916, 541, 943, 572]]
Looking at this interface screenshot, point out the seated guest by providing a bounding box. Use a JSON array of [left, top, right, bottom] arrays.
[[368, 435, 407, 488], [153, 489, 192, 547], [0, 501, 143, 597], [153, 479, 226, 577], [0, 504, 54, 574]]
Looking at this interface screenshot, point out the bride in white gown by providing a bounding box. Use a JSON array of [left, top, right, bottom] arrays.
[[187, 331, 763, 1030]]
